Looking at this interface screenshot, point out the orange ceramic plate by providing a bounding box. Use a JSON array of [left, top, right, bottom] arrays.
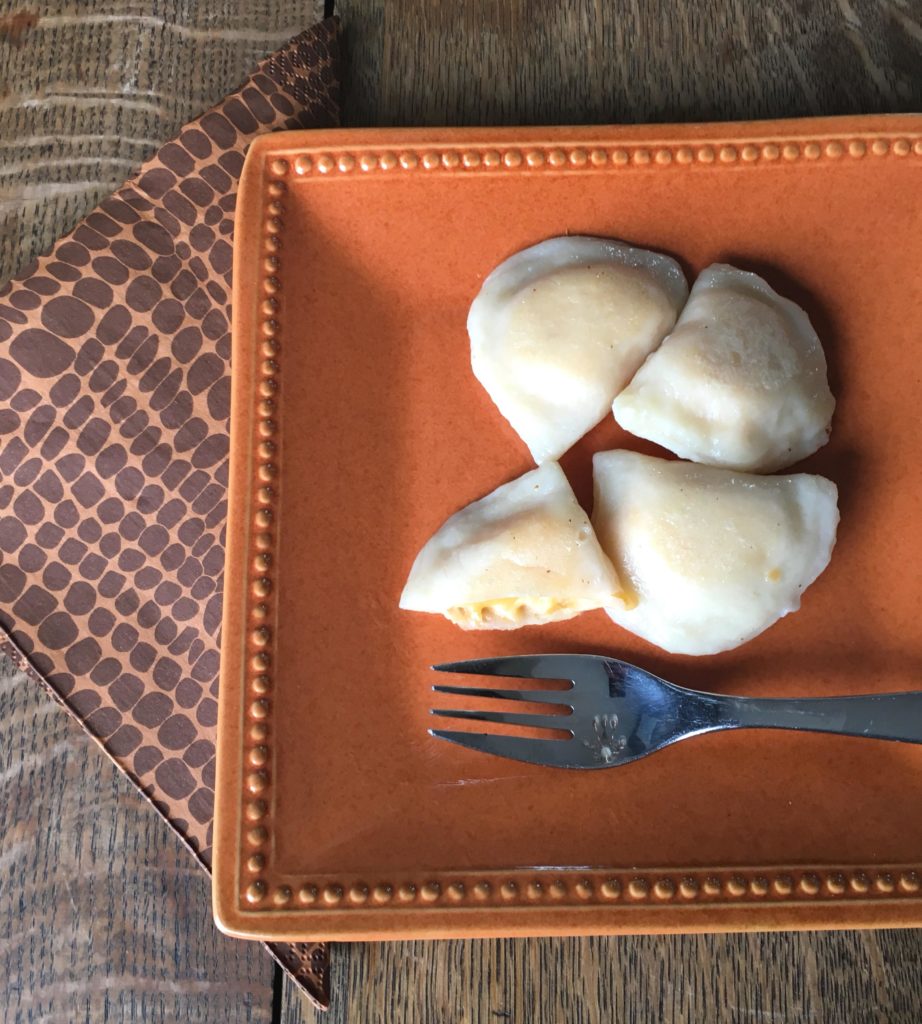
[[214, 117, 922, 941]]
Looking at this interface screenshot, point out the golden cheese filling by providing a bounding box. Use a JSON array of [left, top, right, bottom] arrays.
[[399, 462, 626, 631], [445, 596, 621, 629]]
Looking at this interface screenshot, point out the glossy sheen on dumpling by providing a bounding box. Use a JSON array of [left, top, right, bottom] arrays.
[[613, 265, 835, 472], [469, 237, 688, 464], [400, 462, 624, 630], [592, 451, 839, 655]]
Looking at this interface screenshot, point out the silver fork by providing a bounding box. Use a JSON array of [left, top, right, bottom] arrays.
[[430, 654, 922, 769]]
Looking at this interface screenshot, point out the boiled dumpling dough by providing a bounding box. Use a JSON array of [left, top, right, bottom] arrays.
[[400, 461, 625, 630], [592, 451, 839, 655], [469, 236, 688, 464], [613, 264, 835, 472]]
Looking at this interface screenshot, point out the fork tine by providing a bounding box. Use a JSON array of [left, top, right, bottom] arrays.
[[430, 708, 572, 731], [429, 729, 577, 767], [431, 683, 574, 705], [433, 655, 581, 681]]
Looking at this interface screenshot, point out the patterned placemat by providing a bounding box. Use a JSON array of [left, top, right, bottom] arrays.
[[0, 15, 340, 1009]]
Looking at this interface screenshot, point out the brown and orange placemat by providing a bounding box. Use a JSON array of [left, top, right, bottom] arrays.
[[0, 16, 340, 1009]]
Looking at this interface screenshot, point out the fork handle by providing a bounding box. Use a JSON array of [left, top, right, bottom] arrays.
[[713, 691, 922, 744]]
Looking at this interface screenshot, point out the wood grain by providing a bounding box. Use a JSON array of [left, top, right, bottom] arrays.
[[2, 0, 922, 1020], [285, 930, 922, 1023], [0, 0, 325, 287], [0, 656, 275, 1023], [338, 0, 922, 128]]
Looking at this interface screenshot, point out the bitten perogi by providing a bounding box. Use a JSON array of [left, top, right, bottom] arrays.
[[400, 462, 625, 629]]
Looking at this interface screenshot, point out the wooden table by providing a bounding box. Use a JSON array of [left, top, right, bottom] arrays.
[[2, 1, 921, 1020]]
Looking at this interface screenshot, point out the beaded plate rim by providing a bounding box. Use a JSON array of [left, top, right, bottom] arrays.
[[267, 132, 922, 178], [214, 116, 922, 936]]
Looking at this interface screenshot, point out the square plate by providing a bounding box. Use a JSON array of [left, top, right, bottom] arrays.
[[214, 117, 922, 941]]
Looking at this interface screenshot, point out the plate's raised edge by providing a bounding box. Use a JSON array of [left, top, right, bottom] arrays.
[[241, 863, 922, 920], [213, 136, 283, 932], [218, 121, 922, 933], [218, 862, 922, 941], [256, 118, 922, 178]]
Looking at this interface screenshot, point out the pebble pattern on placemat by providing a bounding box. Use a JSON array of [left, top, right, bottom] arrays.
[[0, 18, 340, 1009]]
